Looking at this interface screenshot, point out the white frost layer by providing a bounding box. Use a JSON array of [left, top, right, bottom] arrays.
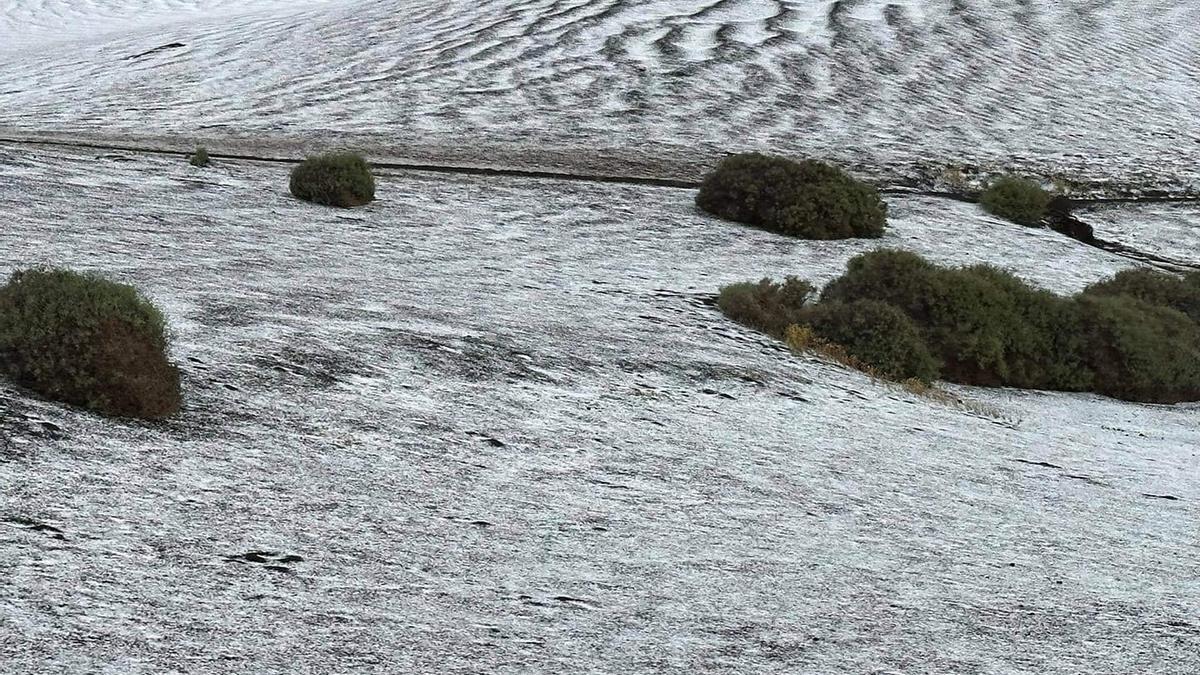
[[0, 0, 331, 50], [1, 145, 1197, 673], [1, 0, 1199, 187], [1077, 202, 1200, 268]]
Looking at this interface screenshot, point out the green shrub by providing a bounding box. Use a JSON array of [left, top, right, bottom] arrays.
[[820, 251, 1092, 388], [1078, 295, 1200, 403], [980, 175, 1051, 226], [189, 146, 210, 168], [802, 300, 939, 382], [1083, 267, 1200, 323], [820, 252, 1014, 382], [725, 249, 1200, 403], [996, 284, 1093, 392], [916, 266, 1029, 385], [819, 249, 938, 313], [924, 264, 1092, 389], [717, 276, 814, 338], [289, 153, 375, 207], [696, 153, 887, 239], [0, 268, 181, 418]]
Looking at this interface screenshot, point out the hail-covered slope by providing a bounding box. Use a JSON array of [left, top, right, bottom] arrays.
[[2, 0, 1200, 187], [1078, 202, 1200, 269], [1, 145, 1198, 673]]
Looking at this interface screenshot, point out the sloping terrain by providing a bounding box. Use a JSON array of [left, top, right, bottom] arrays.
[[2, 144, 1198, 673], [2, 0, 1200, 188], [1077, 202, 1200, 269], [2, 0, 1200, 672]]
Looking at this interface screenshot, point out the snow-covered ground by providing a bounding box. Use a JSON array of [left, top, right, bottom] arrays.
[[2, 0, 1200, 189], [2, 0, 1200, 672], [1078, 202, 1200, 268], [2, 145, 1198, 673]]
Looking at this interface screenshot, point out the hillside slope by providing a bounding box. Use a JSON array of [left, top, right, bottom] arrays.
[[1, 145, 1198, 674], [2, 1, 1199, 672], [2, 0, 1200, 186]]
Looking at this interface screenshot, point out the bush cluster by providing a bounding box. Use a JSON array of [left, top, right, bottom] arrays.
[[0, 268, 181, 418], [980, 175, 1051, 226], [696, 153, 887, 239], [719, 250, 1200, 403], [822, 253, 1089, 390], [289, 152, 376, 207]]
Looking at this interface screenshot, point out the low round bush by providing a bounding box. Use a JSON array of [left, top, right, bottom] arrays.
[[717, 276, 814, 338], [0, 268, 181, 418], [289, 153, 375, 207], [1083, 267, 1200, 323], [1077, 294, 1200, 403], [696, 153, 887, 239], [189, 146, 210, 168], [980, 176, 1051, 226], [802, 300, 940, 382]]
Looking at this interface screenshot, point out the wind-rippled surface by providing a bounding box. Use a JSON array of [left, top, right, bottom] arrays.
[[1, 0, 1199, 185]]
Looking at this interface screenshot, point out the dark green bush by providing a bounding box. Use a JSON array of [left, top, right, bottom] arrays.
[[802, 300, 939, 382], [0, 268, 181, 418], [717, 276, 814, 338], [189, 146, 210, 168], [821, 251, 1094, 389], [996, 285, 1093, 392], [916, 266, 1028, 385], [722, 249, 1200, 403], [821, 252, 1010, 382], [980, 175, 1051, 226], [696, 153, 887, 239], [819, 249, 938, 313], [1078, 295, 1200, 403], [1083, 267, 1200, 323], [289, 153, 375, 207]]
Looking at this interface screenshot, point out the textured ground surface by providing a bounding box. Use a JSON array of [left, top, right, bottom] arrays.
[[1078, 202, 1200, 268], [2, 0, 1200, 672], [3, 0, 1200, 189], [1, 145, 1198, 673]]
